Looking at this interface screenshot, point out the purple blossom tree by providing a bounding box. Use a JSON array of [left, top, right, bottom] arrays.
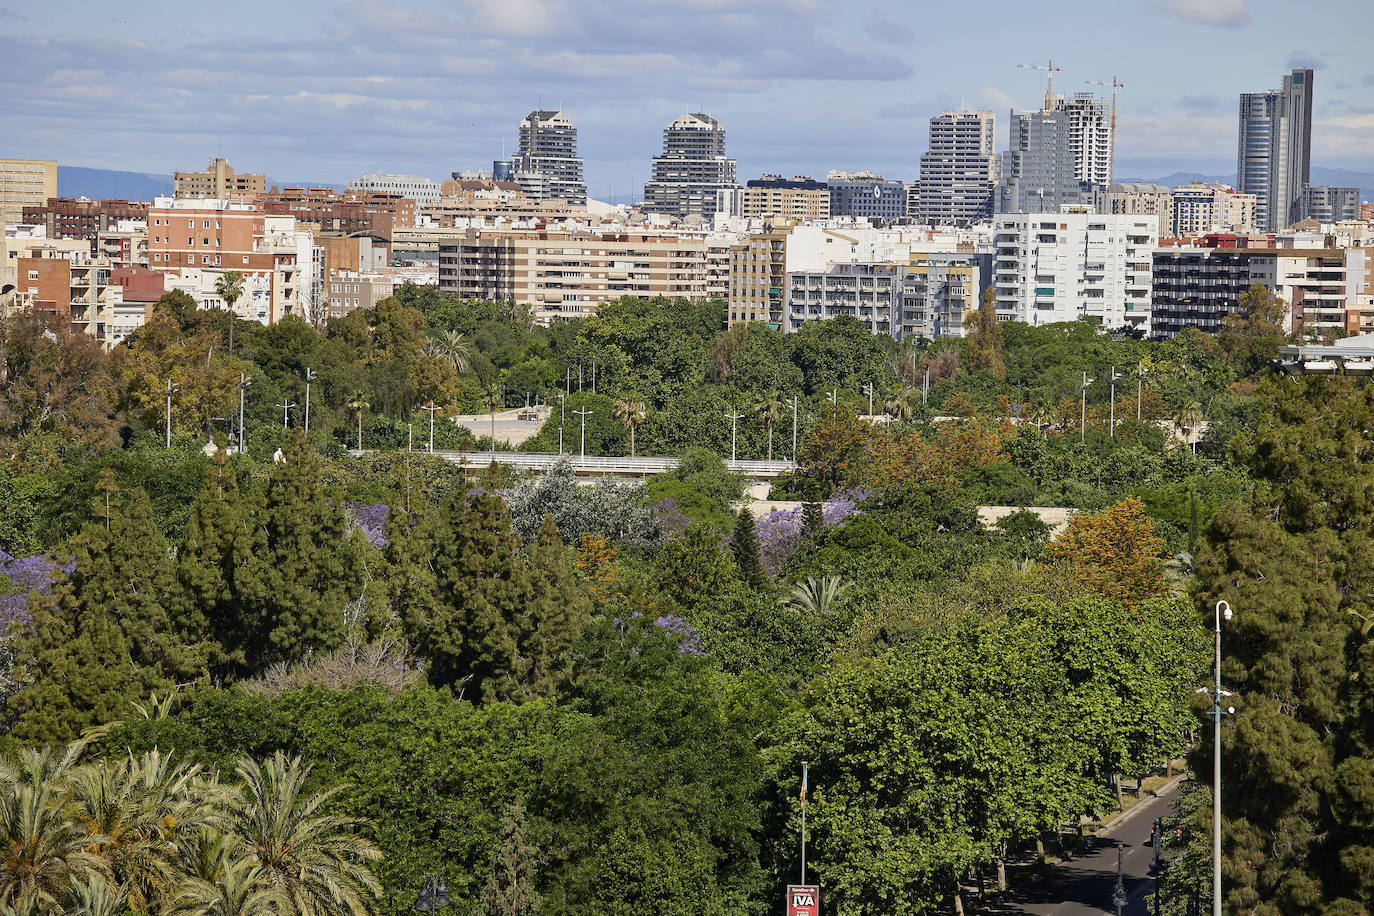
[[345, 502, 390, 548]]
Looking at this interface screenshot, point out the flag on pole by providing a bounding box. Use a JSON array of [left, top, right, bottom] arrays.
[[800, 761, 808, 806]]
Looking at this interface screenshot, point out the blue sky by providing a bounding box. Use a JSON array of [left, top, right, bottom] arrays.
[[3, 0, 1372, 198]]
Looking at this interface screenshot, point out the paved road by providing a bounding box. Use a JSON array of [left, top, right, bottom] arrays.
[[988, 779, 1180, 916]]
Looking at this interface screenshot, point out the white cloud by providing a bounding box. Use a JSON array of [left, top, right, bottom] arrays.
[[1160, 0, 1249, 28], [460, 0, 556, 37]]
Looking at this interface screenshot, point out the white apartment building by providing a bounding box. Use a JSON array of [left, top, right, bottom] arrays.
[[785, 263, 904, 336], [993, 212, 1156, 334], [346, 173, 441, 206]]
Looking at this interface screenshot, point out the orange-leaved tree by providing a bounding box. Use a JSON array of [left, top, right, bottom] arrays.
[[1041, 496, 1166, 605]]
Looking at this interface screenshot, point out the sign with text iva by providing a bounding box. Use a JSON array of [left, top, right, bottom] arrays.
[[786, 885, 819, 916]]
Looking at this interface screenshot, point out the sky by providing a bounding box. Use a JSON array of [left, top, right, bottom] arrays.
[[3, 0, 1372, 200]]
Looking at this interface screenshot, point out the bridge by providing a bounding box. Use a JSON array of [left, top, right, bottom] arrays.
[[359, 449, 798, 479]]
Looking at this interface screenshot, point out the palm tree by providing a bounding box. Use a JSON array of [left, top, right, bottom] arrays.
[[782, 576, 850, 615], [884, 386, 917, 423], [0, 744, 103, 912], [214, 272, 244, 357], [425, 330, 471, 375], [218, 753, 381, 916], [612, 397, 646, 458], [69, 750, 209, 913], [167, 831, 284, 916], [346, 393, 370, 451], [753, 388, 785, 461], [65, 873, 128, 916], [1177, 401, 1204, 454]]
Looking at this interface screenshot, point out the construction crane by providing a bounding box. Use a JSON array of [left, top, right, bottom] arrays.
[[1018, 60, 1062, 111], [1087, 76, 1126, 183]]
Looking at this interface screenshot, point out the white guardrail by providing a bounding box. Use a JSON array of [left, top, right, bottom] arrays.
[[351, 449, 798, 478]]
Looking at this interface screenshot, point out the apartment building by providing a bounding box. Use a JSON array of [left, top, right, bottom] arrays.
[[1171, 183, 1258, 236], [901, 251, 995, 340], [998, 95, 1112, 214], [0, 159, 58, 230], [740, 176, 830, 222], [421, 186, 581, 226], [786, 263, 904, 336], [147, 198, 308, 323], [326, 271, 397, 319], [21, 197, 149, 241], [826, 171, 907, 223], [258, 186, 416, 242], [345, 173, 440, 206], [917, 111, 998, 225], [437, 229, 712, 324], [1150, 243, 1368, 338], [1300, 186, 1360, 223], [173, 157, 265, 199], [511, 110, 587, 205], [1105, 183, 1172, 236], [993, 212, 1156, 334], [96, 220, 150, 268], [14, 248, 128, 341], [1237, 68, 1313, 231], [642, 113, 739, 221]]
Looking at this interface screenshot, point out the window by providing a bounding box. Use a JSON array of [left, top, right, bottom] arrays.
[[27, 270, 37, 280], [202, 255, 210, 264], [203, 220, 210, 228], [202, 238, 210, 245], [242, 256, 249, 264], [188, 220, 194, 228]]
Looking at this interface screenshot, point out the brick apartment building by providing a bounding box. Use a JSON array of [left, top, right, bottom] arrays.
[[22, 197, 149, 241], [257, 186, 415, 243]]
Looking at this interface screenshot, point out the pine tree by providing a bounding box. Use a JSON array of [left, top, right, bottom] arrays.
[[730, 508, 767, 590], [244, 431, 363, 665], [480, 797, 541, 916], [801, 501, 824, 544], [963, 285, 1006, 379], [506, 516, 593, 703]]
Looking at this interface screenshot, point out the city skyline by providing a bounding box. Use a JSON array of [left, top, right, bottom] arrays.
[[3, 0, 1373, 201]]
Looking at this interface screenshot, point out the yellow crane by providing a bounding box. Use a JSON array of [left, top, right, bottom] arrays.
[[1017, 60, 1062, 111]]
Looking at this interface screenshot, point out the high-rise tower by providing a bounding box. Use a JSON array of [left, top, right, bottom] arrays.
[[642, 113, 739, 220], [1237, 68, 1313, 231], [996, 93, 1112, 214], [512, 110, 587, 205], [917, 111, 997, 224]]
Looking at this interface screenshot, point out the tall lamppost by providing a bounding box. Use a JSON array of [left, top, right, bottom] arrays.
[[557, 392, 566, 456], [165, 379, 178, 449], [922, 365, 930, 407], [725, 408, 745, 463], [863, 382, 874, 419], [276, 400, 295, 429], [1079, 371, 1094, 443], [826, 389, 838, 410], [304, 367, 317, 433], [414, 873, 450, 913], [419, 402, 439, 453], [1197, 600, 1234, 916], [573, 406, 593, 459], [786, 396, 799, 464], [238, 373, 252, 455], [1109, 366, 1123, 437], [1112, 842, 1127, 916]]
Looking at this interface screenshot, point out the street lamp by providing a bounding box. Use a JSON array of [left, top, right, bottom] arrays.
[[573, 406, 593, 459], [557, 392, 566, 456], [238, 373, 253, 455], [786, 396, 799, 465], [165, 379, 179, 449], [863, 382, 874, 419], [1109, 366, 1123, 437], [276, 400, 296, 429], [419, 402, 439, 453], [1136, 361, 1147, 423], [414, 873, 450, 913], [304, 367, 317, 433], [1196, 600, 1235, 916], [1112, 842, 1127, 916], [725, 408, 745, 463]]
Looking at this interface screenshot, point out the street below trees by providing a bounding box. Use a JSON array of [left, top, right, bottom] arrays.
[[989, 778, 1182, 916]]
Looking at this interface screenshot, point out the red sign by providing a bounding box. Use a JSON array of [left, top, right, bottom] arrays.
[[787, 884, 819, 916]]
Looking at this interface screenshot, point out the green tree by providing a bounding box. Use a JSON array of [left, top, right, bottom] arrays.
[[612, 397, 646, 458], [214, 272, 245, 357], [754, 388, 786, 461], [729, 508, 767, 590], [480, 797, 540, 916], [963, 286, 1006, 379]]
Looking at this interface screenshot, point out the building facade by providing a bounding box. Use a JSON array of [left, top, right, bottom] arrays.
[[20, 197, 148, 241], [901, 251, 995, 339], [785, 263, 904, 336], [512, 110, 587, 205], [997, 95, 1111, 214], [1105, 183, 1172, 236], [740, 176, 830, 222], [326, 271, 397, 319], [642, 113, 739, 220], [993, 212, 1156, 334], [1171, 183, 1258, 237], [917, 111, 998, 225], [437, 229, 710, 324], [1237, 68, 1314, 231], [173, 158, 265, 199], [0, 159, 58, 231], [826, 171, 907, 223], [344, 174, 440, 206], [1300, 186, 1360, 223], [259, 186, 416, 241]]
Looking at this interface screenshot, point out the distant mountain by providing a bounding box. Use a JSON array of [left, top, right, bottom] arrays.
[[58, 166, 173, 201], [56, 166, 342, 202], [1117, 167, 1371, 202]]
